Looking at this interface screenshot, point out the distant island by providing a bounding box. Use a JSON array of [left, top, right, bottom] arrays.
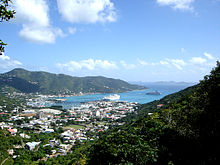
[[130, 81, 197, 87], [146, 90, 161, 95], [0, 68, 146, 95]]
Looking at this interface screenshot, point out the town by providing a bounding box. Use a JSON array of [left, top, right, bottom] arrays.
[[0, 91, 139, 159]]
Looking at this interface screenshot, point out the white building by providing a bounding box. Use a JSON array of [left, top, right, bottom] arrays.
[[26, 142, 41, 150]]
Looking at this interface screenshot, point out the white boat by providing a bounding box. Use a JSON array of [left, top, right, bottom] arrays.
[[103, 94, 120, 101], [54, 98, 66, 103]]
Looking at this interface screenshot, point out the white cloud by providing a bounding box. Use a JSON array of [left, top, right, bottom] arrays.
[[0, 53, 22, 70], [56, 59, 118, 72], [137, 58, 149, 66], [204, 52, 214, 60], [189, 57, 207, 64], [165, 58, 187, 70], [13, 0, 49, 27], [54, 28, 66, 38], [97, 59, 118, 69], [12, 0, 64, 44], [68, 27, 77, 34], [19, 26, 57, 44], [136, 58, 187, 69], [13, 60, 22, 65], [0, 53, 10, 60], [120, 61, 136, 69], [156, 0, 195, 11], [160, 60, 169, 65], [57, 0, 117, 23], [151, 62, 158, 66]]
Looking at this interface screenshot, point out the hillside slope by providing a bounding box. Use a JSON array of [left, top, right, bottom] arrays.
[[88, 62, 220, 165], [0, 68, 146, 94], [44, 62, 219, 165]]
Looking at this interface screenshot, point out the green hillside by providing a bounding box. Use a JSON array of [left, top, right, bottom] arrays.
[[0, 129, 21, 165], [0, 68, 146, 94], [44, 62, 219, 164], [0, 94, 21, 112]]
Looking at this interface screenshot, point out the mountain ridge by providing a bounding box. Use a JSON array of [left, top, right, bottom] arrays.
[[0, 68, 146, 94]]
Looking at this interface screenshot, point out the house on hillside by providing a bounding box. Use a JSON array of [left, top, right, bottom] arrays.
[[26, 142, 41, 150], [157, 104, 164, 108], [44, 129, 54, 133], [8, 128, 17, 135]]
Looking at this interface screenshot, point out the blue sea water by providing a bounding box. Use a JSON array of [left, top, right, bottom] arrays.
[[53, 83, 196, 109]]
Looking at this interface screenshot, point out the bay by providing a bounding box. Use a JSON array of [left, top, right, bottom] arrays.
[[53, 82, 196, 109]]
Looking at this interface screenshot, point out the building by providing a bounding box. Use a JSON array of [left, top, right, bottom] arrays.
[[44, 129, 54, 133], [8, 128, 17, 135], [157, 104, 164, 108], [26, 142, 41, 150]]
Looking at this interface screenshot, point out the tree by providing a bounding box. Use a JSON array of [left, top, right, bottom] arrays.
[[0, 0, 15, 54]]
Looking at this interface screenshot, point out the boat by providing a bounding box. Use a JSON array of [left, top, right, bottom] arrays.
[[103, 94, 120, 101], [54, 98, 66, 103], [146, 90, 161, 95]]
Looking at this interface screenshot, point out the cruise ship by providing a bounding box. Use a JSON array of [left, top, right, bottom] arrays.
[[103, 94, 120, 101]]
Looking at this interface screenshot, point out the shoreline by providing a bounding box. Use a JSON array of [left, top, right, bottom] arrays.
[[54, 88, 148, 98]]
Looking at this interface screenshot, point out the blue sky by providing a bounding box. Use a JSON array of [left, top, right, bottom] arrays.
[[0, 0, 219, 82]]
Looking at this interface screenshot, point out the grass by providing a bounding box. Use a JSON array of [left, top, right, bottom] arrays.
[[65, 125, 85, 130]]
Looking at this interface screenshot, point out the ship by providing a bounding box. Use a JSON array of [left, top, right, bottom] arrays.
[[146, 90, 161, 95], [103, 94, 120, 101], [53, 98, 67, 103]]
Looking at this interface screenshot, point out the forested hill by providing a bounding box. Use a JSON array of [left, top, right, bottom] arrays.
[[0, 68, 146, 94], [43, 62, 219, 165], [120, 84, 198, 123], [0, 94, 21, 112]]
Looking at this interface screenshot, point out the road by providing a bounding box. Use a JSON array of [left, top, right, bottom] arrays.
[[1, 157, 9, 165]]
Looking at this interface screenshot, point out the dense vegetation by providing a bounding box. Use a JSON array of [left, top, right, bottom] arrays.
[[0, 94, 21, 113], [0, 128, 66, 165], [42, 62, 219, 164], [0, 129, 20, 165], [0, 68, 146, 94]]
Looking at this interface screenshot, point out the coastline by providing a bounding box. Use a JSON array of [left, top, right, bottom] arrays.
[[52, 88, 148, 98]]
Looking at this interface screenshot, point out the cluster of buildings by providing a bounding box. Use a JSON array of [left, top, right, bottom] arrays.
[[0, 99, 139, 158], [70, 100, 138, 121]]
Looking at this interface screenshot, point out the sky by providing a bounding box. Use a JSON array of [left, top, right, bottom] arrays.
[[0, 0, 220, 82]]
